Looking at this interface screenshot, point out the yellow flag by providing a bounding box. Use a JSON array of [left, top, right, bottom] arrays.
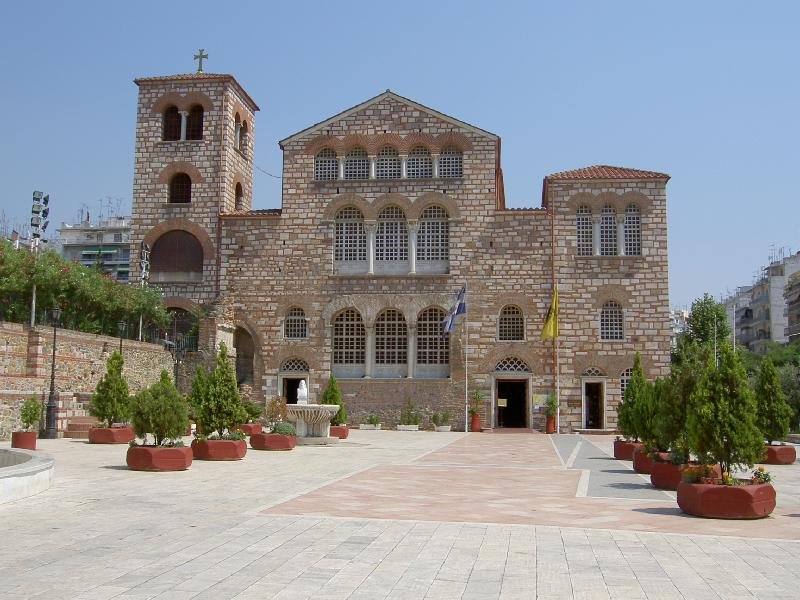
[[540, 286, 559, 341]]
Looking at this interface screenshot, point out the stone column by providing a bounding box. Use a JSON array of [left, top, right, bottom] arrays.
[[592, 215, 601, 256], [407, 221, 419, 274], [365, 324, 375, 378], [369, 156, 377, 179], [179, 111, 189, 141], [338, 156, 345, 180], [234, 122, 242, 149], [365, 222, 376, 274], [400, 155, 408, 179], [432, 153, 440, 178], [406, 323, 416, 378], [616, 215, 626, 256]]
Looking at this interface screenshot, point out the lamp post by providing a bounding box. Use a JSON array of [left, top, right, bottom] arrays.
[[45, 306, 61, 439], [117, 320, 126, 355]]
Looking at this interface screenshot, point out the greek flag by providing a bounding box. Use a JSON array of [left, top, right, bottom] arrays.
[[441, 284, 467, 335]]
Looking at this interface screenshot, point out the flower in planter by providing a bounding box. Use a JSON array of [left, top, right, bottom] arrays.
[[752, 466, 773, 484]]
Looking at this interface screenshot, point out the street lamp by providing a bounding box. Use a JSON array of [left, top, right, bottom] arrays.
[[45, 305, 61, 439], [117, 320, 126, 355]]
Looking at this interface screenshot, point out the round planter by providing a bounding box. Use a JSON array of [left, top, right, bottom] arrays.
[[235, 423, 262, 436], [613, 440, 642, 461], [250, 433, 296, 451], [545, 415, 556, 434], [434, 425, 452, 432], [677, 481, 776, 519], [88, 426, 134, 444], [632, 449, 668, 474], [330, 425, 349, 439], [470, 413, 481, 432], [762, 444, 796, 465], [191, 438, 247, 460], [126, 446, 193, 471], [11, 431, 37, 450]]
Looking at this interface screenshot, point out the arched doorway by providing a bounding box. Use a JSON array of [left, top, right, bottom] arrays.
[[233, 327, 255, 385], [279, 358, 310, 404]]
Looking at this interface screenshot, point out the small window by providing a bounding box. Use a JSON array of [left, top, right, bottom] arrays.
[[439, 147, 463, 178], [284, 307, 307, 339], [600, 205, 617, 256], [576, 205, 592, 256], [498, 305, 524, 341], [332, 309, 365, 365], [624, 204, 641, 256], [376, 146, 401, 179], [235, 183, 244, 211], [407, 146, 433, 179], [113, 233, 123, 243], [162, 106, 180, 141], [169, 173, 192, 203], [600, 301, 624, 340], [417, 308, 449, 365], [375, 206, 408, 261], [417, 205, 449, 261], [186, 105, 204, 140], [344, 147, 369, 180], [375, 309, 407, 365], [334, 207, 367, 262], [315, 148, 338, 181]]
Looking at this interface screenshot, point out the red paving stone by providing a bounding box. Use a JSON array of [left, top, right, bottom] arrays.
[[264, 433, 800, 540]]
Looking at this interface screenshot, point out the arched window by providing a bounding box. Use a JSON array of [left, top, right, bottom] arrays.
[[334, 207, 367, 262], [620, 368, 633, 397], [169, 173, 192, 203], [417, 205, 449, 261], [375, 206, 408, 261], [376, 146, 401, 179], [239, 121, 249, 154], [162, 105, 180, 141], [498, 305, 524, 341], [186, 105, 204, 140], [407, 146, 433, 179], [284, 307, 307, 339], [583, 367, 605, 377], [234, 183, 244, 211], [576, 205, 592, 256], [417, 308, 449, 365], [600, 301, 624, 340], [600, 205, 617, 256], [344, 147, 369, 180], [494, 357, 531, 372], [439, 147, 463, 178], [375, 309, 407, 365], [332, 309, 365, 365], [315, 148, 338, 181], [624, 204, 641, 256], [150, 230, 203, 274]]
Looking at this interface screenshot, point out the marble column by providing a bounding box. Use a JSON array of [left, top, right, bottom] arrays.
[[369, 156, 377, 179], [338, 156, 345, 180], [365, 325, 375, 378], [406, 324, 416, 378], [432, 153, 440, 178], [407, 222, 419, 274], [616, 215, 626, 256], [592, 215, 601, 256], [400, 155, 408, 179], [179, 111, 189, 141], [365, 222, 376, 274]]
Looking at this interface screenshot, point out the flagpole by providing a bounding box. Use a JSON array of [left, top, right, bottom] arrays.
[[464, 281, 469, 433], [549, 201, 559, 435]]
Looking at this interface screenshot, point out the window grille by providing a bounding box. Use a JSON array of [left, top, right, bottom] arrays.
[[332, 309, 365, 365], [407, 146, 433, 179], [583, 367, 605, 377], [438, 147, 463, 178], [600, 205, 617, 256], [169, 173, 191, 203], [280, 358, 309, 372], [186, 105, 204, 140], [494, 357, 531, 372], [498, 305, 524, 341], [376, 146, 401, 179], [315, 148, 338, 181], [416, 205, 449, 261], [620, 368, 633, 397], [624, 204, 641, 256], [416, 308, 449, 365], [600, 301, 624, 340], [576, 205, 592, 256], [344, 147, 369, 180], [375, 309, 407, 364], [284, 307, 307, 339], [334, 207, 367, 261], [375, 206, 408, 261], [162, 106, 180, 141]]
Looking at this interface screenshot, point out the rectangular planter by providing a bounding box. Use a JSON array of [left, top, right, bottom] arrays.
[[359, 424, 382, 430], [396, 425, 419, 431]]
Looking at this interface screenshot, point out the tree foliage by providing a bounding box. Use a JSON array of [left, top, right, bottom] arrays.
[[321, 374, 346, 425], [20, 397, 41, 431], [89, 351, 130, 427], [684, 293, 731, 347], [778, 364, 800, 431], [130, 370, 188, 445], [617, 353, 646, 440], [656, 344, 704, 453], [189, 342, 247, 436], [755, 357, 792, 444], [0, 240, 169, 335]]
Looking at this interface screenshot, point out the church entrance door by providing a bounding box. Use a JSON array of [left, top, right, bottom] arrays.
[[284, 378, 303, 404], [583, 382, 604, 429], [496, 380, 527, 428]]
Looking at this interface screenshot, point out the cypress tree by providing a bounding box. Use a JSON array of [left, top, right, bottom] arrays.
[[321, 374, 346, 425], [617, 352, 646, 441], [130, 370, 188, 445], [190, 342, 247, 437], [756, 357, 792, 445], [89, 351, 130, 427]]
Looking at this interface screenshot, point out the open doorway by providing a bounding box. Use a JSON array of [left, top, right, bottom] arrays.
[[496, 380, 527, 428], [283, 378, 304, 404], [583, 381, 604, 429]]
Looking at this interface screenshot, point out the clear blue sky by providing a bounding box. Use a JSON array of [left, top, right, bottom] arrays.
[[1, 1, 798, 308]]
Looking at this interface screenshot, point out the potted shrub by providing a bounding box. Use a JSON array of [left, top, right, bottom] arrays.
[[189, 343, 248, 461], [614, 353, 645, 460], [678, 343, 776, 519], [755, 357, 796, 465], [11, 397, 41, 450], [322, 374, 348, 439], [544, 394, 557, 434], [236, 400, 264, 436], [359, 414, 382, 430], [127, 370, 192, 471], [631, 376, 669, 475], [431, 410, 452, 432], [397, 398, 421, 431], [87, 351, 134, 444], [251, 420, 297, 451], [469, 389, 483, 432]]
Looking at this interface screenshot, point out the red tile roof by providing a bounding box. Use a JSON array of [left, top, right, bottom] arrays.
[[544, 165, 669, 181]]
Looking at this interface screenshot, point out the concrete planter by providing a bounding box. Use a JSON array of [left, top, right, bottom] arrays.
[[126, 446, 193, 471], [359, 424, 381, 430], [397, 425, 420, 431], [88, 426, 135, 444], [762, 444, 796, 465], [250, 433, 296, 451], [191, 439, 247, 461], [11, 431, 37, 451], [434, 425, 452, 432], [330, 425, 349, 439], [613, 440, 642, 461], [235, 423, 263, 436], [677, 481, 776, 519]]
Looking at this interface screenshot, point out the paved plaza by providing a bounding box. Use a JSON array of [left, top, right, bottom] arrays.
[[1, 431, 799, 599]]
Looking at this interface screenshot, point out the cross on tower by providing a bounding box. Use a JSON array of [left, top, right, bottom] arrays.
[[193, 49, 208, 73]]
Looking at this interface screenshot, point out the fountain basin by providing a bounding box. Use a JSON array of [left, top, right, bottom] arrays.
[[285, 404, 339, 445]]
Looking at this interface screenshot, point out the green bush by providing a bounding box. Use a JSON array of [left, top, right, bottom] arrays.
[[321, 374, 346, 425], [130, 370, 188, 445], [617, 353, 646, 441], [755, 357, 792, 444], [20, 397, 41, 431], [399, 397, 421, 425], [655, 345, 702, 456], [190, 342, 247, 436], [469, 389, 483, 416], [272, 421, 296, 436], [243, 400, 263, 423], [89, 351, 130, 427], [431, 410, 451, 427], [365, 413, 381, 425], [545, 393, 558, 418]]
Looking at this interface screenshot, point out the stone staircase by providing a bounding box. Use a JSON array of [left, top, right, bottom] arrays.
[[64, 416, 99, 439]]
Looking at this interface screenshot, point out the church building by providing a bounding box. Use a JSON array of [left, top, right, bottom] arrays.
[[130, 67, 671, 432]]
